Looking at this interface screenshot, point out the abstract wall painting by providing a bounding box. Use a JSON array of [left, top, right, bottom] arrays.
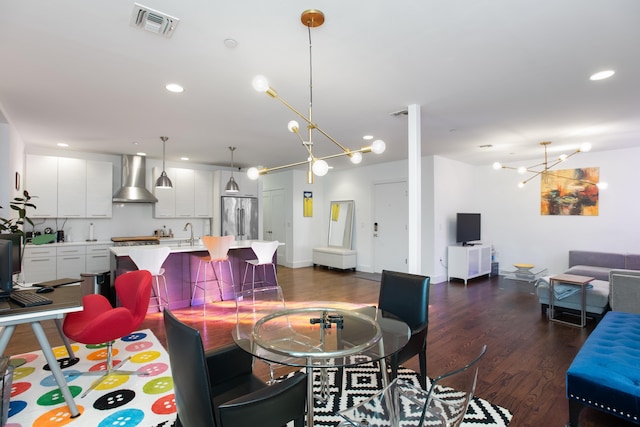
[[540, 167, 599, 216]]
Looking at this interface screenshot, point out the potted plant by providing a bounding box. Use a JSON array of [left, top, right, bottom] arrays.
[[0, 190, 36, 236]]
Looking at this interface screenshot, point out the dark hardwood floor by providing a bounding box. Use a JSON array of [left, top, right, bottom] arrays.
[[5, 266, 619, 426]]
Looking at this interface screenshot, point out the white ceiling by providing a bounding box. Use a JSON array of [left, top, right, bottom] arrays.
[[0, 1, 638, 172]]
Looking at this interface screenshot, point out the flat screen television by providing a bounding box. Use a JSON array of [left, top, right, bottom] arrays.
[[456, 213, 481, 246], [0, 240, 13, 298]]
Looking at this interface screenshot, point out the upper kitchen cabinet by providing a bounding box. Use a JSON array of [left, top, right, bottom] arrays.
[[26, 155, 113, 218], [214, 170, 258, 198], [86, 160, 113, 218], [58, 157, 86, 217], [25, 155, 58, 217], [194, 169, 213, 217], [153, 167, 212, 218]]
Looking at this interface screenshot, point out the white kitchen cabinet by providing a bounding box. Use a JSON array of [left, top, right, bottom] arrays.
[[25, 155, 58, 217], [447, 244, 492, 285], [215, 170, 258, 197], [153, 167, 177, 218], [58, 157, 87, 217], [85, 244, 112, 273], [175, 168, 195, 217], [56, 245, 86, 279], [194, 169, 213, 217], [154, 167, 213, 218], [26, 155, 113, 219], [86, 160, 113, 218], [22, 245, 57, 283]]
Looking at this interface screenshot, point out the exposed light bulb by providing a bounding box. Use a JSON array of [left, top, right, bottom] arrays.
[[371, 140, 386, 154], [252, 75, 269, 92], [579, 142, 592, 152], [247, 167, 260, 180], [597, 181, 608, 190], [517, 166, 527, 174], [312, 159, 329, 176], [590, 70, 614, 81], [492, 162, 502, 170], [559, 154, 568, 161], [288, 120, 299, 133], [350, 152, 363, 164], [518, 181, 525, 188]]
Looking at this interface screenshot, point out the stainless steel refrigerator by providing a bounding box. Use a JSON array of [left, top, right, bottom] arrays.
[[221, 196, 259, 240]]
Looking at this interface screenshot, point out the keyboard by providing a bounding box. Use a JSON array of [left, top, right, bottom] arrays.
[[10, 291, 53, 307]]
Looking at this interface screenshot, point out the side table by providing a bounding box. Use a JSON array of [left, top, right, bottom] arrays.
[[548, 274, 595, 328]]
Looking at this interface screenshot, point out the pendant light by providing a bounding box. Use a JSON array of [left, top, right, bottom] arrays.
[[225, 146, 240, 193], [155, 136, 173, 188]]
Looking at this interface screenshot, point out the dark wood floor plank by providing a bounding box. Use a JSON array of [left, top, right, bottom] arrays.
[[5, 266, 614, 426]]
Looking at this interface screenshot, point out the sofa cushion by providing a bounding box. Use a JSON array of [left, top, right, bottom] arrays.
[[625, 254, 640, 270], [568, 250, 626, 269], [567, 311, 640, 424], [536, 277, 609, 314], [565, 265, 612, 282]]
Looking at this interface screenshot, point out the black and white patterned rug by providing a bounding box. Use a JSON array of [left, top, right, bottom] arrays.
[[290, 362, 512, 426], [157, 363, 512, 427]]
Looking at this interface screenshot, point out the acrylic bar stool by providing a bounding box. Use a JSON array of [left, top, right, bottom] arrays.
[[241, 240, 279, 294], [128, 245, 172, 312], [192, 235, 235, 316]]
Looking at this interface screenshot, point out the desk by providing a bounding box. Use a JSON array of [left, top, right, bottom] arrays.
[[0, 285, 83, 417], [548, 274, 594, 328], [232, 304, 410, 427]]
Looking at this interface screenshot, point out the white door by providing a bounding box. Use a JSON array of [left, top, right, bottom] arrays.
[[263, 189, 286, 263], [373, 180, 408, 273]]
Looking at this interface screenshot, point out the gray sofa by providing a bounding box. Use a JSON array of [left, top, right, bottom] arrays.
[[536, 250, 640, 321]]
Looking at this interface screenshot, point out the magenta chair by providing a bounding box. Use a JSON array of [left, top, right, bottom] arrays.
[[62, 269, 152, 397]]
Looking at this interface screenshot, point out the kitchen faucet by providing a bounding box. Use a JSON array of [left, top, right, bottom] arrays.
[[183, 222, 194, 246]]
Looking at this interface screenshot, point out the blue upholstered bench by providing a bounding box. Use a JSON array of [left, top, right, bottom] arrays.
[[567, 311, 640, 425]]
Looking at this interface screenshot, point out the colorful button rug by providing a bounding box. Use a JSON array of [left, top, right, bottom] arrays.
[[6, 329, 176, 427]]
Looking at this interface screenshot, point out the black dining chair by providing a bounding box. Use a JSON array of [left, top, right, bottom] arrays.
[[163, 308, 308, 427], [378, 270, 431, 389]]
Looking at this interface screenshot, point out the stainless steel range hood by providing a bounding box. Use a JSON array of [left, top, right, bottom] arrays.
[[112, 155, 158, 203]]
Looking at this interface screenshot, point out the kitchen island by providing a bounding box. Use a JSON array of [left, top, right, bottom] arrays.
[[110, 240, 281, 309]]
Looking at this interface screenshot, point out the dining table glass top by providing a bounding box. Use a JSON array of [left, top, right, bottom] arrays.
[[232, 303, 410, 368]]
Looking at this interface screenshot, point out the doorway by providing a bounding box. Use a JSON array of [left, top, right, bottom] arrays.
[[373, 180, 408, 273], [263, 189, 286, 263]]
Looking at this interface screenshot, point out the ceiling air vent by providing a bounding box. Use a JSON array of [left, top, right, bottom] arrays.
[[130, 3, 180, 38]]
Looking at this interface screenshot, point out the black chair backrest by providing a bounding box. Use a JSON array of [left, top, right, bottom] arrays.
[[164, 308, 217, 427], [378, 270, 430, 331]]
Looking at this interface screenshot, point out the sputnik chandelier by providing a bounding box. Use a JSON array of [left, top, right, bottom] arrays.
[[247, 9, 386, 184], [493, 141, 599, 188]]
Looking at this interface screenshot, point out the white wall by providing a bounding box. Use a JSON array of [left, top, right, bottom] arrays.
[[476, 146, 640, 275]]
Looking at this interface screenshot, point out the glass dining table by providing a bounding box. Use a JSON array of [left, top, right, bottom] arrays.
[[232, 303, 410, 427]]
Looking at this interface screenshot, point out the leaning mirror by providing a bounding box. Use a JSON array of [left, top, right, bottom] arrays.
[[328, 200, 354, 249]]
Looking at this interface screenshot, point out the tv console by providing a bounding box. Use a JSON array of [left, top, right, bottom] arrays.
[[448, 244, 491, 285]]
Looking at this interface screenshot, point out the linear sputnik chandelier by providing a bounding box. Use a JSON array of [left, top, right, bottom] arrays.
[[247, 9, 386, 184], [492, 141, 596, 188]]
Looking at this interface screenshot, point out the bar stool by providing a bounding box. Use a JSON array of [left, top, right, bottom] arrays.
[[241, 240, 279, 293], [128, 245, 172, 312], [192, 235, 235, 316]]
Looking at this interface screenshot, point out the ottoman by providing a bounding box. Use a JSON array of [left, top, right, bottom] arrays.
[[566, 311, 640, 425]]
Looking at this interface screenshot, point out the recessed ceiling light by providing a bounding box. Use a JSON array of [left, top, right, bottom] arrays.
[[180, 157, 189, 161], [57, 143, 68, 147], [363, 135, 373, 140], [224, 38, 238, 48], [590, 70, 615, 81], [166, 83, 184, 93]]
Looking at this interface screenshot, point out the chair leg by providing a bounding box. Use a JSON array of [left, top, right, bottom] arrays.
[[160, 274, 170, 310], [418, 350, 427, 390], [241, 262, 250, 294], [78, 341, 149, 398], [271, 263, 279, 286]]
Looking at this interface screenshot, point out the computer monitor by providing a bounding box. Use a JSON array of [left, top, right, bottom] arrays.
[[0, 233, 21, 275], [0, 240, 13, 298]]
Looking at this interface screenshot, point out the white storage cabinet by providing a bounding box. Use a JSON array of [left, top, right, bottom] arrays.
[[447, 244, 492, 285]]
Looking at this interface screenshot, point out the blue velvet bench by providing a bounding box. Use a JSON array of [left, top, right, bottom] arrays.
[[566, 311, 640, 425]]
